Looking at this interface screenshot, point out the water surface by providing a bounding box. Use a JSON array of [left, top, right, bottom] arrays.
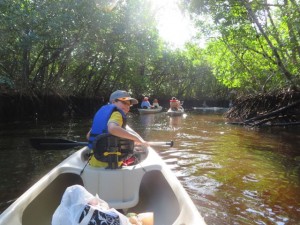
[[0, 112, 299, 224]]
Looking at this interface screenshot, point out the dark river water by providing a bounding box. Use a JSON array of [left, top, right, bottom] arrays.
[[0, 111, 299, 225]]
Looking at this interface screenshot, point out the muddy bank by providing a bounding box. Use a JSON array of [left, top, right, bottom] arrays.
[[0, 93, 229, 122], [2, 91, 298, 127], [0, 94, 105, 122]]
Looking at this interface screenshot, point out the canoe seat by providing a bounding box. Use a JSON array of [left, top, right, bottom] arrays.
[[81, 165, 146, 209]]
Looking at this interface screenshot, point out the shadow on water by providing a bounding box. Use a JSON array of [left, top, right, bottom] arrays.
[[0, 112, 300, 225], [0, 119, 89, 213]]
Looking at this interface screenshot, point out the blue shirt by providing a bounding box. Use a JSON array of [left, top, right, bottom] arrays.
[[141, 101, 151, 108]]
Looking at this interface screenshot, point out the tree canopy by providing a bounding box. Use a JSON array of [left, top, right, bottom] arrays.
[[184, 0, 300, 94], [0, 0, 228, 101], [1, 0, 299, 102]]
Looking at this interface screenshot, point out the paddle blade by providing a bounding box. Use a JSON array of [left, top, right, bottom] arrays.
[[30, 138, 87, 150]]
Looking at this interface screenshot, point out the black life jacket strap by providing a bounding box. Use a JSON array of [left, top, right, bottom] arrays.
[[92, 133, 134, 169]]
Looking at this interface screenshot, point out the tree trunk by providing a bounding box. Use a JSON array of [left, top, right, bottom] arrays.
[[243, 1, 294, 84]]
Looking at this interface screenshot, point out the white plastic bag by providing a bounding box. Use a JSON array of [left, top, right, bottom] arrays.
[[52, 185, 130, 225]]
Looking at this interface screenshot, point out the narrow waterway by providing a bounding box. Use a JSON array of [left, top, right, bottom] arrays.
[[0, 111, 299, 224]]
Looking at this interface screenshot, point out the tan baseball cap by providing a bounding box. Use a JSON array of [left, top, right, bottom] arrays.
[[109, 90, 138, 105]]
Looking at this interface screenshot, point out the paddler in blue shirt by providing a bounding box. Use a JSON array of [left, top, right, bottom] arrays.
[[140, 97, 153, 109], [86, 90, 149, 168]]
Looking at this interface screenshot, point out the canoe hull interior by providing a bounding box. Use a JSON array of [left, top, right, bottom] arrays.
[[23, 173, 83, 225], [21, 171, 179, 225], [1, 146, 205, 225]]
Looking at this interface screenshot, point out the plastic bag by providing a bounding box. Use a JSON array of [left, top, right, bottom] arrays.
[[52, 185, 130, 225]]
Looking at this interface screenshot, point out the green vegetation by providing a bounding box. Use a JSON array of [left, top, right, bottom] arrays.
[[0, 0, 226, 100], [1, 0, 299, 102], [184, 0, 300, 94]]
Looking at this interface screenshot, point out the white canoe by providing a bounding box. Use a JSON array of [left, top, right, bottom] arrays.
[[166, 107, 185, 117], [138, 106, 163, 114], [0, 146, 206, 225], [193, 107, 228, 113]]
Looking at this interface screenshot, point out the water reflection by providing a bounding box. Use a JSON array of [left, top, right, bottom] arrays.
[[168, 114, 187, 128], [139, 114, 156, 127], [169, 116, 181, 127]]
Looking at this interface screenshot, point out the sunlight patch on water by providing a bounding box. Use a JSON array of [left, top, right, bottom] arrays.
[[163, 158, 179, 165]]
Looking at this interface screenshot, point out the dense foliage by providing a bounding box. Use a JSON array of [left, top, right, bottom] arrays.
[[184, 0, 300, 94], [0, 0, 227, 101], [2, 0, 299, 102]]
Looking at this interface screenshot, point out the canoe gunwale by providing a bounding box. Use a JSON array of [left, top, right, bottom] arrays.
[[138, 106, 163, 114], [166, 107, 185, 117]]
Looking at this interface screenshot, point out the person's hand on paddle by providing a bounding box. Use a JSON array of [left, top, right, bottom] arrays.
[[126, 129, 150, 147], [108, 123, 149, 147], [134, 139, 150, 147]]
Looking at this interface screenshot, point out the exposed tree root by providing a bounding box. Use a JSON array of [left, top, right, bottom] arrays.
[[224, 90, 300, 127]]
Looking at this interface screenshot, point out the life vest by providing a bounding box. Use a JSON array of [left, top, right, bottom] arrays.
[[88, 104, 133, 169], [88, 104, 126, 148], [92, 133, 134, 169]]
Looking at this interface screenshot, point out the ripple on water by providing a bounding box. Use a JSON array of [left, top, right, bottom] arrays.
[[242, 173, 260, 183], [177, 133, 215, 142], [184, 175, 222, 196], [243, 190, 260, 200]]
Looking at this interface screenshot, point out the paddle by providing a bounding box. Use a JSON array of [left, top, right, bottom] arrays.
[[30, 138, 174, 150]]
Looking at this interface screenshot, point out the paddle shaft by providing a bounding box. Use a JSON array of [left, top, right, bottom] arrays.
[[30, 138, 173, 150], [148, 141, 174, 147], [40, 142, 87, 147]]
